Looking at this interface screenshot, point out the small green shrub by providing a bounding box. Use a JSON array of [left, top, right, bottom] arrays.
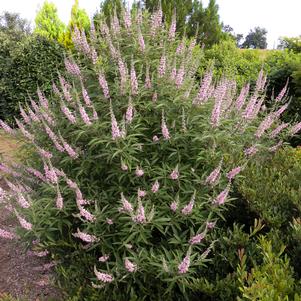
[[200, 39, 264, 88], [265, 50, 301, 145], [238, 147, 301, 229], [237, 236, 300, 301], [182, 219, 265, 300]]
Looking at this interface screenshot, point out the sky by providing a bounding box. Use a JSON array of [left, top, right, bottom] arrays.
[[0, 0, 300, 48]]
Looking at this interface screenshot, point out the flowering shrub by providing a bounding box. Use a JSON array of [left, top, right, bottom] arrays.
[[0, 6, 300, 300]]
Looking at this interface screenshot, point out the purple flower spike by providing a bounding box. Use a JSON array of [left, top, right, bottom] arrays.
[[158, 54, 166, 78], [124, 258, 137, 273], [94, 267, 113, 283], [170, 201, 178, 212], [168, 11, 176, 40], [98, 73, 110, 99], [151, 180, 160, 193], [181, 192, 195, 215], [170, 167, 179, 180], [213, 185, 230, 206], [227, 166, 242, 180], [205, 160, 222, 186], [131, 62, 138, 95], [189, 233, 205, 245], [161, 111, 170, 140], [135, 167, 144, 177], [178, 250, 191, 274]]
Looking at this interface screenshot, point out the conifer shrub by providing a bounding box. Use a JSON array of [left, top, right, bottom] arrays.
[[0, 7, 300, 300]]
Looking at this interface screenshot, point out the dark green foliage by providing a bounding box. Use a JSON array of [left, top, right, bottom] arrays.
[[0, 33, 65, 120], [185, 146, 301, 300], [279, 36, 301, 53], [242, 27, 268, 49], [237, 146, 301, 287], [264, 50, 301, 145], [1, 4, 301, 301], [1, 6, 290, 300], [144, 0, 193, 35], [0, 12, 30, 38], [238, 147, 301, 229], [197, 146, 301, 299]]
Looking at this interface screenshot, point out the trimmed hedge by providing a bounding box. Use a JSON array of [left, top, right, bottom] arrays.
[[0, 33, 65, 120]]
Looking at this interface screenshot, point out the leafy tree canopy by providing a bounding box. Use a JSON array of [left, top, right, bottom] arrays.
[[0, 12, 30, 40], [34, 1, 66, 42], [242, 26, 268, 49], [98, 0, 125, 20], [278, 36, 301, 53], [63, 0, 91, 48], [69, 0, 90, 31], [146, 0, 224, 47], [143, 0, 193, 35]]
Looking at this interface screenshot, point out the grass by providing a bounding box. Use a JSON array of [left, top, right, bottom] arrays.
[[0, 130, 21, 162]]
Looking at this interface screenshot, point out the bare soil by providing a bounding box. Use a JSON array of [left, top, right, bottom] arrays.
[[0, 132, 63, 300]]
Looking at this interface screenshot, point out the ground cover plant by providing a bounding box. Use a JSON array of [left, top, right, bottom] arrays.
[[0, 5, 301, 301]]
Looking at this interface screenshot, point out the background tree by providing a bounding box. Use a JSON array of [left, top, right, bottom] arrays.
[[143, 0, 223, 47], [63, 0, 90, 48], [199, 0, 223, 46], [93, 0, 125, 30], [0, 11, 30, 40], [242, 26, 268, 49], [222, 24, 233, 33], [34, 1, 66, 44], [185, 0, 205, 38], [143, 0, 193, 35], [236, 33, 244, 47], [99, 0, 125, 20], [69, 0, 90, 31], [278, 36, 301, 53], [222, 24, 243, 47]]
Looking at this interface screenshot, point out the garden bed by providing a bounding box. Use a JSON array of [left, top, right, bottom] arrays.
[[0, 132, 62, 300]]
